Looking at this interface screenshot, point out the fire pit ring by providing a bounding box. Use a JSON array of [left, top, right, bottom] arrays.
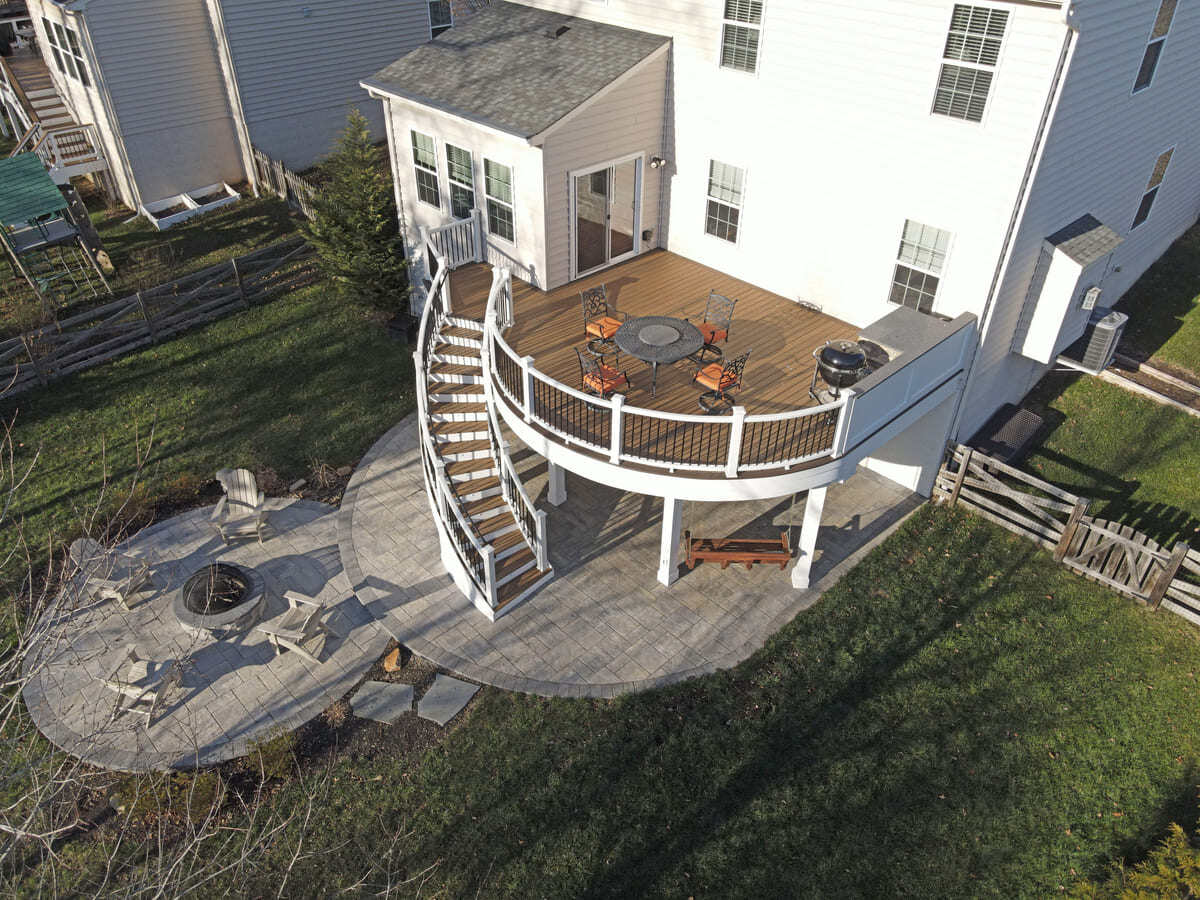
[[172, 562, 268, 638]]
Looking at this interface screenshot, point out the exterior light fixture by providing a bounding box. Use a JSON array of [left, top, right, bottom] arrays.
[[649, 156, 667, 169]]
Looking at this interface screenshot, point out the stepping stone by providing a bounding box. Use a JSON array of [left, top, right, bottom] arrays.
[[349, 681, 413, 724], [416, 675, 478, 726]]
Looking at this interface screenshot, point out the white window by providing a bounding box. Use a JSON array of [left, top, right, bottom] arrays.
[[410, 131, 440, 208], [704, 160, 744, 243], [43, 18, 89, 87], [445, 144, 475, 219], [1133, 0, 1177, 93], [719, 0, 763, 74], [428, 1, 452, 38], [932, 5, 1008, 123], [889, 220, 952, 314], [1131, 148, 1173, 230], [484, 159, 515, 243]]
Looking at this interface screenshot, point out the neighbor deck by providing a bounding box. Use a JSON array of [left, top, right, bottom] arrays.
[[448, 250, 856, 418]]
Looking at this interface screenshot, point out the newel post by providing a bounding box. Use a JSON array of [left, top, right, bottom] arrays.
[[535, 510, 549, 571], [832, 392, 855, 456], [726, 406, 746, 478], [483, 544, 498, 608], [610, 393, 625, 464], [521, 355, 535, 423]]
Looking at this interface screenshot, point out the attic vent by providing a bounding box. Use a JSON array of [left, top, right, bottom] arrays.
[[545, 24, 570, 39]]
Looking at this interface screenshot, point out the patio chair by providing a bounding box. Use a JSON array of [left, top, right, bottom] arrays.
[[256, 591, 339, 665], [68, 537, 155, 610], [103, 645, 185, 728], [576, 347, 630, 399], [691, 291, 738, 364], [580, 284, 625, 355], [692, 349, 752, 413], [212, 468, 270, 545]]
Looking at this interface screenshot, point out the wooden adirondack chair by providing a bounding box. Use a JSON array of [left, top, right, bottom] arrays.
[[68, 538, 156, 610], [103, 645, 185, 728], [211, 468, 270, 545], [256, 591, 339, 665]]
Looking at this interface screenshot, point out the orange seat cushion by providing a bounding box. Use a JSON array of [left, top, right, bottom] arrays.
[[696, 363, 739, 392], [586, 316, 623, 339], [584, 366, 627, 394], [699, 322, 728, 344]]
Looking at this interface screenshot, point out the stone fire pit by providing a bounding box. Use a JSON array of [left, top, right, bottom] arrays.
[[172, 562, 267, 638]]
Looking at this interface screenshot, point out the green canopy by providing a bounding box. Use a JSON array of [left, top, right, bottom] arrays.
[[0, 153, 68, 228]]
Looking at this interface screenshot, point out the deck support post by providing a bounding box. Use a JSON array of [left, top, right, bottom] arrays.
[[657, 496, 684, 586], [791, 486, 828, 590], [547, 463, 567, 507]]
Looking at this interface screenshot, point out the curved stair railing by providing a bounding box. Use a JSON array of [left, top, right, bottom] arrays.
[[412, 230, 551, 620]]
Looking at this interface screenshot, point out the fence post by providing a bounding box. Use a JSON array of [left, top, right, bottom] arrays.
[[947, 445, 972, 506], [609, 393, 624, 464], [231, 257, 249, 308], [20, 336, 47, 387], [521, 356, 535, 424], [725, 406, 746, 479], [1053, 497, 1090, 562], [134, 290, 158, 341], [1149, 542, 1190, 610]]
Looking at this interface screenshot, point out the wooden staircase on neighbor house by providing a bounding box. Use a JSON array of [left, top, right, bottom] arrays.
[[417, 295, 553, 619]]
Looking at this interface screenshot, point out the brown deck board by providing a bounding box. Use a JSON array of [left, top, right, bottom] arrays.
[[448, 250, 855, 417]]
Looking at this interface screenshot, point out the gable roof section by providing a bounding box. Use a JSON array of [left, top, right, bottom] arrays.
[[362, 2, 669, 140], [0, 154, 68, 228], [1046, 214, 1124, 267]]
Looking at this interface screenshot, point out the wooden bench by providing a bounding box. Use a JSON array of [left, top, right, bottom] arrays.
[[684, 531, 792, 571]]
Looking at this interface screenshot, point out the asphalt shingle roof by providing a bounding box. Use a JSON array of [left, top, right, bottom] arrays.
[[1047, 214, 1124, 267], [362, 2, 669, 139], [0, 154, 67, 228]]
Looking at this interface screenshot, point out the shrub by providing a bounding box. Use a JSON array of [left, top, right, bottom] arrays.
[[246, 728, 297, 782], [1071, 821, 1200, 898]]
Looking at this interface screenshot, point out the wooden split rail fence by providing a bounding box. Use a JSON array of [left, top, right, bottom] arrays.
[[935, 444, 1200, 628], [0, 238, 316, 397], [252, 147, 320, 220]]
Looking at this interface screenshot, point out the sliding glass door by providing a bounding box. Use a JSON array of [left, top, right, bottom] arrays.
[[573, 156, 641, 278]]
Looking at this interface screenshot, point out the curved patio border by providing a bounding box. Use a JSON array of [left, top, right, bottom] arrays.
[[337, 415, 923, 699]]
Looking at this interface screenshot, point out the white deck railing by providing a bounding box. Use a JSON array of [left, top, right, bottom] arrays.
[[427, 210, 485, 272], [30, 124, 105, 174], [483, 267, 976, 479]]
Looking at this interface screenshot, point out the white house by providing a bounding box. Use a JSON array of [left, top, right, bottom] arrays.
[[0, 0, 447, 211], [361, 0, 1195, 618]]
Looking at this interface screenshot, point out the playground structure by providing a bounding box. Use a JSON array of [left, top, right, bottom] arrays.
[[0, 151, 109, 309]]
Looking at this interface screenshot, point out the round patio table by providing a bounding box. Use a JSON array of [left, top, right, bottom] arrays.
[[614, 316, 704, 398]]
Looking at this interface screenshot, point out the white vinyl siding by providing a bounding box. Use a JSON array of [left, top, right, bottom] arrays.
[[1131, 148, 1173, 229], [932, 5, 1009, 122], [1133, 0, 1177, 92], [484, 159, 515, 242], [889, 220, 951, 314], [429, 0, 452, 37], [445, 143, 475, 219], [719, 0, 763, 73], [705, 160, 744, 243], [411, 131, 440, 208]]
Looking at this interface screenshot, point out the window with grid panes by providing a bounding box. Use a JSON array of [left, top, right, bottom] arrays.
[[428, 1, 452, 38], [411, 131, 440, 208], [1131, 148, 1173, 229], [704, 160, 744, 243], [720, 0, 763, 73], [43, 18, 89, 86], [889, 220, 951, 314], [932, 5, 1008, 122], [445, 144, 474, 219], [484, 159, 515, 242], [1133, 0, 1177, 92]]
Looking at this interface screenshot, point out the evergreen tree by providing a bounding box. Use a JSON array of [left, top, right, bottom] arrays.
[[304, 109, 409, 314]]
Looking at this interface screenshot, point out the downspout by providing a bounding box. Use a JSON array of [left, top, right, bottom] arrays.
[[69, 7, 141, 209], [203, 0, 257, 195], [947, 4, 1080, 441]]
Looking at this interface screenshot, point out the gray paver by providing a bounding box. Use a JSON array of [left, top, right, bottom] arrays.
[[416, 675, 479, 726], [350, 681, 414, 724]]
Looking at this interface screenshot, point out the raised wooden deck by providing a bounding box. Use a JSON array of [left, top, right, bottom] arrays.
[[448, 250, 856, 417]]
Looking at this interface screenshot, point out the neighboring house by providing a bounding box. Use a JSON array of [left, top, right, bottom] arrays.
[[0, 0, 439, 212], [362, 1, 1200, 618]]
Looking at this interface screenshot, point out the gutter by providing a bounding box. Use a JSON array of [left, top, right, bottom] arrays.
[[947, 3, 1080, 441]]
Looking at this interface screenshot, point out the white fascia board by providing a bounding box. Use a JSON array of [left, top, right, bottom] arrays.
[[360, 82, 530, 144]]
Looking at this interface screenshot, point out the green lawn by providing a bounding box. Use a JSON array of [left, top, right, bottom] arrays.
[[1, 282, 412, 586], [25, 506, 1200, 897], [1117, 219, 1200, 376], [1023, 373, 1200, 547]]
